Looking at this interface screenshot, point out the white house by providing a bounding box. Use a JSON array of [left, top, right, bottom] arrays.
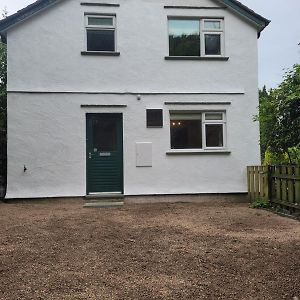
[[0, 0, 269, 199]]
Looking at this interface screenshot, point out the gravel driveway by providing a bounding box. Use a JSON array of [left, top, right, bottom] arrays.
[[0, 198, 299, 300]]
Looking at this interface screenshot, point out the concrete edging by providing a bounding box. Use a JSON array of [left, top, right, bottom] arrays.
[[2, 193, 248, 204]]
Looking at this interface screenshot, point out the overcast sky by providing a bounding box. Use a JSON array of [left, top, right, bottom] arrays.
[[0, 0, 299, 88]]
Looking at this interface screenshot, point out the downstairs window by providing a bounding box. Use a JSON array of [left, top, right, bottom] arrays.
[[170, 112, 226, 150]]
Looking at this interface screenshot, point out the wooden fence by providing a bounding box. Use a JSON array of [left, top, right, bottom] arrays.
[[247, 165, 300, 210]]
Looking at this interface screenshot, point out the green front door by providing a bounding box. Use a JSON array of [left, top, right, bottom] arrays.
[[86, 113, 123, 194]]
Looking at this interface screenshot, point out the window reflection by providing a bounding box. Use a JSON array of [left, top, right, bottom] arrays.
[[169, 19, 200, 56]]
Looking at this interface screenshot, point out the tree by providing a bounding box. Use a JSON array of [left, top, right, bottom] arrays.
[[257, 64, 300, 164], [1, 7, 8, 19], [257, 85, 277, 158], [0, 9, 7, 131], [0, 41, 7, 130], [274, 65, 300, 162], [0, 10, 7, 195]]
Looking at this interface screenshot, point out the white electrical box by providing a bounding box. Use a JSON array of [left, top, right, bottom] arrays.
[[136, 142, 152, 167]]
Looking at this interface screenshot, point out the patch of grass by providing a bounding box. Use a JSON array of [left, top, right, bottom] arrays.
[[250, 197, 271, 209]]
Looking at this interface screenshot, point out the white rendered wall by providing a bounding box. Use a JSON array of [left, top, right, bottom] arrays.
[[7, 0, 259, 94], [5, 0, 261, 198], [6, 93, 260, 198]]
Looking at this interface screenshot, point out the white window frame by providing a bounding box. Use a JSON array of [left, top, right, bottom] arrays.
[[85, 14, 117, 52], [167, 17, 225, 57], [167, 17, 201, 57], [202, 112, 227, 150], [169, 111, 227, 151], [201, 19, 224, 57]]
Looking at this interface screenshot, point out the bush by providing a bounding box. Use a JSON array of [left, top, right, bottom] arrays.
[[250, 197, 271, 209], [263, 147, 300, 166]]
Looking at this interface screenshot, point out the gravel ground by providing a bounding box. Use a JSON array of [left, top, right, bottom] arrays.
[[0, 198, 299, 300]]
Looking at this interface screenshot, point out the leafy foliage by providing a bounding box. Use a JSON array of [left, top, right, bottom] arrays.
[[257, 64, 300, 165], [263, 149, 289, 166], [0, 12, 7, 196], [0, 42, 7, 130], [250, 197, 271, 209]]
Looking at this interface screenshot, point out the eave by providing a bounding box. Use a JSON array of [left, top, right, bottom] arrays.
[[0, 0, 270, 40]]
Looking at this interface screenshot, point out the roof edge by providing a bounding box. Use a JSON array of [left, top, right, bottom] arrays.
[[0, 0, 270, 35], [0, 0, 62, 33], [220, 0, 270, 34]]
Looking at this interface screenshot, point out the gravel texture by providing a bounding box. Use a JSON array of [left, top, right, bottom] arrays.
[[0, 198, 299, 300]]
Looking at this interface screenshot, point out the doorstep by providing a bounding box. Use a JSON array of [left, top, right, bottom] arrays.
[[84, 193, 125, 208], [83, 201, 124, 208], [85, 193, 125, 200]]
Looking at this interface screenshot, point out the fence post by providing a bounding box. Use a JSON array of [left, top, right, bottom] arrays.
[[267, 165, 273, 202], [261, 166, 266, 199], [247, 166, 251, 201], [281, 166, 288, 202], [295, 166, 300, 204], [250, 167, 255, 201], [287, 166, 294, 203]]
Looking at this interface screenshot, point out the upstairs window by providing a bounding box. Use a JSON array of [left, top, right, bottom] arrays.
[[203, 20, 223, 56], [85, 15, 116, 52], [168, 18, 224, 57], [170, 112, 226, 150], [169, 19, 200, 56]]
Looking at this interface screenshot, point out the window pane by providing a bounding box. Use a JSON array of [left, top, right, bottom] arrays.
[[88, 17, 113, 26], [170, 114, 202, 121], [93, 118, 117, 151], [147, 109, 163, 127], [169, 19, 200, 56], [205, 34, 221, 55], [206, 124, 223, 147], [205, 113, 223, 120], [87, 30, 115, 51], [171, 118, 202, 149], [204, 20, 221, 30]]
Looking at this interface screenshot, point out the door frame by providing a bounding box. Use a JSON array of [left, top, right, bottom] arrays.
[[85, 113, 124, 195]]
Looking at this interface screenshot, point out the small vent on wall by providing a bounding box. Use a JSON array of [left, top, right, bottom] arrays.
[[146, 109, 163, 128]]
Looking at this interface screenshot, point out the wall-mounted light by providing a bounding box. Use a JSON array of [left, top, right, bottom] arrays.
[[137, 94, 141, 101], [24, 165, 27, 172]]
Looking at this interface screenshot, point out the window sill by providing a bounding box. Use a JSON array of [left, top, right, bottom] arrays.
[[81, 51, 120, 56], [165, 56, 229, 61], [166, 149, 231, 155]]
